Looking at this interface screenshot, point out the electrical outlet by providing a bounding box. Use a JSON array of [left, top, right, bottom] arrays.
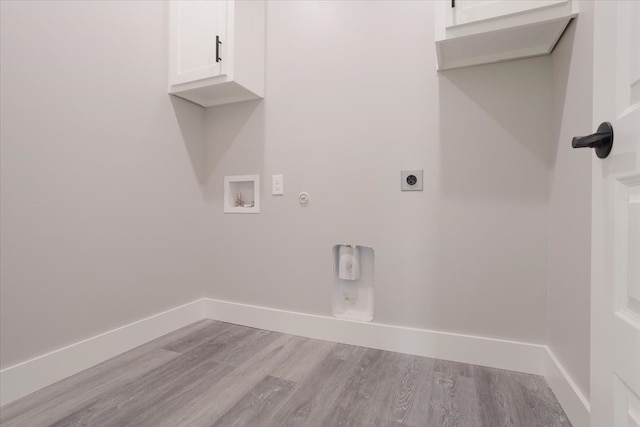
[[401, 170, 423, 191]]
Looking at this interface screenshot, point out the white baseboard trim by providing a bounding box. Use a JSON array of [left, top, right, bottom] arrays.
[[0, 299, 206, 407], [543, 348, 590, 427], [203, 298, 547, 376], [206, 298, 592, 424], [1, 295, 589, 427]]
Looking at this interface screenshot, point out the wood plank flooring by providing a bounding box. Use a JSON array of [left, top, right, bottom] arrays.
[[0, 320, 571, 427]]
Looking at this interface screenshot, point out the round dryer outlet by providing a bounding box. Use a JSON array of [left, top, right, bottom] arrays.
[[400, 170, 423, 191]]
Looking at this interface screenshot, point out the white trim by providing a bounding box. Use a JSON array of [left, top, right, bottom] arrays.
[[543, 347, 591, 427], [0, 299, 206, 407], [1, 295, 590, 427], [205, 298, 592, 423], [203, 298, 547, 375]]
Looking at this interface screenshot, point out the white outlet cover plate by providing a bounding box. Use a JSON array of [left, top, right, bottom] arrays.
[[401, 170, 423, 191]]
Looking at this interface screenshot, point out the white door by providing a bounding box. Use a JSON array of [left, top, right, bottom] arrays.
[[591, 1, 640, 426], [445, 0, 568, 28], [169, 0, 227, 86]]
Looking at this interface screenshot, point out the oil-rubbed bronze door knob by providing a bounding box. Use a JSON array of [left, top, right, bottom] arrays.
[[572, 122, 614, 159]]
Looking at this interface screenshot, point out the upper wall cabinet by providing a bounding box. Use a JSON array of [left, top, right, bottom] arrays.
[[169, 0, 265, 107], [435, 0, 577, 71]]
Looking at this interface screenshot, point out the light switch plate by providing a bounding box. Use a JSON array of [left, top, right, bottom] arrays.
[[272, 174, 284, 195], [401, 170, 423, 191]]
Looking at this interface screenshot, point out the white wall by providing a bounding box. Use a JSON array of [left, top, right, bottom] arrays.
[[548, 4, 594, 400], [0, 1, 206, 369], [1, 0, 587, 386], [203, 1, 552, 344]]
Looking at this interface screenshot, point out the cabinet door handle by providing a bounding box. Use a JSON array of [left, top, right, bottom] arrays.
[[216, 35, 222, 63], [451, 0, 455, 7]]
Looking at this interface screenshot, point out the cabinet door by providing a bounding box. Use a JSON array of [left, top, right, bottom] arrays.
[[446, 0, 568, 28], [169, 0, 227, 86]]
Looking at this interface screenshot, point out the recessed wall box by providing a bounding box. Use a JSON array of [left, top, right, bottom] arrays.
[[224, 175, 260, 213], [332, 244, 374, 322]]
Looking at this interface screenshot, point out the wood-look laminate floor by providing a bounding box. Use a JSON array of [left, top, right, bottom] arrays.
[[0, 320, 571, 427]]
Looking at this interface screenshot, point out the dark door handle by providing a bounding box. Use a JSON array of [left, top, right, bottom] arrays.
[[572, 122, 614, 159], [216, 35, 222, 63]]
